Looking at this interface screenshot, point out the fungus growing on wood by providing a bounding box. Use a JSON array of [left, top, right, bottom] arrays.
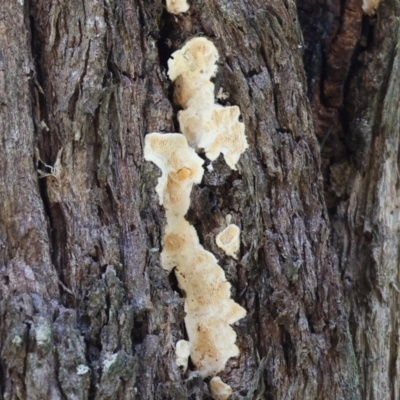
[[362, 0, 380, 14], [144, 133, 204, 217], [175, 340, 190, 371], [166, 0, 190, 14], [168, 37, 249, 169], [161, 218, 246, 376], [168, 38, 219, 89], [210, 377, 233, 400], [216, 224, 241, 260], [144, 37, 248, 384]]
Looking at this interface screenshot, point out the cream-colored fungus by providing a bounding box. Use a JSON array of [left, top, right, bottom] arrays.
[[166, 0, 190, 14], [144, 133, 204, 217], [362, 0, 380, 14], [175, 340, 191, 371], [216, 224, 241, 260], [144, 37, 248, 385], [161, 218, 246, 376], [210, 377, 233, 400], [168, 38, 248, 170]]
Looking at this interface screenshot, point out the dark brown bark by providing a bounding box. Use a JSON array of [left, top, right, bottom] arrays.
[[298, 0, 400, 398], [0, 0, 397, 399]]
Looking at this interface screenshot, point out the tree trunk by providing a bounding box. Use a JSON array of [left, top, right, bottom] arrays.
[[0, 0, 397, 399], [298, 0, 400, 398]]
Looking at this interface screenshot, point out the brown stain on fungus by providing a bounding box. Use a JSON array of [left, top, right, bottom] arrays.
[[177, 167, 192, 180]]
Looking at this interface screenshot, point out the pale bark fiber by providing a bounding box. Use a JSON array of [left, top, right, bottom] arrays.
[[0, 0, 396, 399]]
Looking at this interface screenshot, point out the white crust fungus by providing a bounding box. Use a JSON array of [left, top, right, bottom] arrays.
[[166, 0, 190, 14], [168, 37, 249, 170], [210, 377, 233, 400], [144, 133, 204, 217], [362, 0, 380, 14], [162, 218, 246, 376], [144, 37, 247, 380], [175, 340, 191, 371], [216, 224, 241, 260], [168, 38, 218, 87]]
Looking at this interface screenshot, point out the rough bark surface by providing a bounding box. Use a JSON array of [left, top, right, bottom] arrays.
[[298, 0, 400, 398], [0, 0, 396, 399]]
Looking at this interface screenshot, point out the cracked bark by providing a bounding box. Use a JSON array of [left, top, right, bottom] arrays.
[[298, 0, 400, 398], [0, 0, 398, 399]]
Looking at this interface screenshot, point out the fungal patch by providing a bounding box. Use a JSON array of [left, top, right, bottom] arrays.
[[166, 0, 190, 14], [162, 218, 246, 376], [362, 0, 380, 14], [178, 104, 248, 169], [144, 133, 204, 217], [168, 38, 249, 170], [145, 37, 247, 381], [175, 340, 190, 371], [210, 377, 233, 400], [216, 224, 241, 260], [168, 38, 219, 89]]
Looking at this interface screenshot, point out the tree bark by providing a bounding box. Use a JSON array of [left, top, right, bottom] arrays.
[[0, 0, 397, 399], [298, 0, 400, 398]]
